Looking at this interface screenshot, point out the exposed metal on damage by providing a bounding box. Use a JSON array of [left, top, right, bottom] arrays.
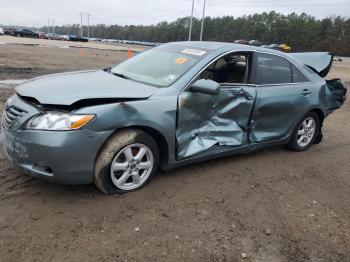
[[326, 79, 348, 108]]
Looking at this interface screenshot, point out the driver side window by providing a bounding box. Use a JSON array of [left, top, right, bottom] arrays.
[[199, 53, 250, 84]]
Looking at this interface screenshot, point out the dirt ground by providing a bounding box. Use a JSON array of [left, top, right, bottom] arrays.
[[0, 40, 350, 262], [0, 35, 145, 52]]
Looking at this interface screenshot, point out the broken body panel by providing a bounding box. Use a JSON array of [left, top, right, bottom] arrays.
[[177, 86, 256, 159], [175, 48, 346, 160]]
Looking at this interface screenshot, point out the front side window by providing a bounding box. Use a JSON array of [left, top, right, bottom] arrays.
[[111, 45, 210, 87], [256, 53, 292, 85], [198, 53, 249, 84]]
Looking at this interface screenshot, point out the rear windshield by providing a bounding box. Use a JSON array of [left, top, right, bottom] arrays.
[[111, 45, 210, 87]]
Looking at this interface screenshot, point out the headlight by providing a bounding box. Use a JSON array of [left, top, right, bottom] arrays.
[[26, 112, 95, 130]]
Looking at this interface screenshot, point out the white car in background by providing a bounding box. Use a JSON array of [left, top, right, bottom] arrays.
[[61, 35, 70, 41], [0, 28, 4, 35]]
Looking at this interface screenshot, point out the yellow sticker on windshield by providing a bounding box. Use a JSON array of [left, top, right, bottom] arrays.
[[175, 57, 188, 64]]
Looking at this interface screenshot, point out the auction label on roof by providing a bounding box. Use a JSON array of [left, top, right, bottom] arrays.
[[181, 48, 206, 56]]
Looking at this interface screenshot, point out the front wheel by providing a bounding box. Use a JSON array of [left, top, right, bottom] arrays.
[[286, 112, 320, 151], [94, 129, 159, 194]]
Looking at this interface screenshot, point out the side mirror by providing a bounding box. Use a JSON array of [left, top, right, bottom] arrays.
[[190, 79, 220, 95]]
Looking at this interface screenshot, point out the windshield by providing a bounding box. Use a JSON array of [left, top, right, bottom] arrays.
[[111, 45, 210, 87]]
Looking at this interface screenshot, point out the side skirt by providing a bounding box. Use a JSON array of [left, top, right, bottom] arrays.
[[161, 135, 291, 171]]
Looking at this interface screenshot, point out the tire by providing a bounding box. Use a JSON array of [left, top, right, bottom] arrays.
[[94, 129, 159, 194], [286, 111, 320, 152]]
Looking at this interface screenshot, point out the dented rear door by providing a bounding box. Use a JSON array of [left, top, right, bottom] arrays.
[[250, 52, 313, 143], [176, 84, 256, 160], [250, 83, 312, 143]]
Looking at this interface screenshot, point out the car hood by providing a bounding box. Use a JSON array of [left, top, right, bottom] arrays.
[[16, 70, 157, 105]]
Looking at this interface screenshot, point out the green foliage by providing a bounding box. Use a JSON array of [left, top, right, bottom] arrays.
[[44, 12, 350, 56]]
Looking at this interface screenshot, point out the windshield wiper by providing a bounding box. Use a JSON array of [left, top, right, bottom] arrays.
[[112, 72, 132, 80]]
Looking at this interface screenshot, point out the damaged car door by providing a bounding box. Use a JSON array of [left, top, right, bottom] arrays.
[[249, 52, 313, 143], [176, 53, 256, 159]]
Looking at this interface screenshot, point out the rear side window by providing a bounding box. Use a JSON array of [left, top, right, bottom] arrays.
[[291, 64, 308, 83], [256, 53, 292, 85]]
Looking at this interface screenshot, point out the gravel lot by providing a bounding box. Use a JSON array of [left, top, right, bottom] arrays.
[[0, 38, 350, 262]]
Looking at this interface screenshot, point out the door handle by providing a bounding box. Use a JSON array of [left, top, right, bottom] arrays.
[[301, 89, 312, 96], [236, 88, 253, 100]]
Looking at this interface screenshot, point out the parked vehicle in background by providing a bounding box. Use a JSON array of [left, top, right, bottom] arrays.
[[0, 28, 4, 35], [13, 29, 39, 38], [234, 39, 249, 45], [268, 44, 281, 50], [249, 40, 263, 46], [45, 33, 63, 40], [38, 32, 46, 39], [61, 35, 70, 41], [279, 44, 291, 52], [4, 27, 16, 35], [68, 35, 88, 42], [1, 42, 347, 194]]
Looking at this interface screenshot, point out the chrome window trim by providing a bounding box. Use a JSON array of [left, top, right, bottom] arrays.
[[254, 82, 313, 88], [181, 49, 311, 93]]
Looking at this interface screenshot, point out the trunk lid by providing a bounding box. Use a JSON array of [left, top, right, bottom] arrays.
[[289, 52, 333, 77]]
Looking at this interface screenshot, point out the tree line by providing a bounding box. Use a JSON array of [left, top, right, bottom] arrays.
[[42, 11, 350, 56]]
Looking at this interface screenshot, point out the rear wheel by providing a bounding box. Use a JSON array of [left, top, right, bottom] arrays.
[[286, 112, 319, 151], [94, 129, 159, 194]]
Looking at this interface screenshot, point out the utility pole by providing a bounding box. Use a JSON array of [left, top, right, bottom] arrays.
[[200, 0, 207, 41], [86, 13, 91, 38], [80, 12, 83, 37], [188, 0, 194, 41], [47, 19, 50, 33], [52, 19, 55, 33]]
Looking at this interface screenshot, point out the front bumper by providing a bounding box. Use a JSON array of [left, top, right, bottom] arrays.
[[1, 126, 112, 185], [1, 95, 113, 185]]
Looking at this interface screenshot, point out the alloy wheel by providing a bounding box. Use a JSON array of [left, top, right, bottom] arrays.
[[297, 117, 316, 147], [110, 143, 154, 191]]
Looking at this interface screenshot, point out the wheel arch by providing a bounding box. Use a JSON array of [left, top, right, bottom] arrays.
[[287, 108, 325, 144], [96, 125, 170, 169], [309, 108, 325, 144], [310, 108, 325, 124], [131, 125, 169, 167]]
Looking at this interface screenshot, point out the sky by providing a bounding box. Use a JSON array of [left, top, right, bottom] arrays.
[[0, 0, 350, 27]]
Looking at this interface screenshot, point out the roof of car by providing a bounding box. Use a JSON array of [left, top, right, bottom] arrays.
[[169, 41, 279, 52], [169, 41, 233, 50], [168, 41, 288, 57]]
